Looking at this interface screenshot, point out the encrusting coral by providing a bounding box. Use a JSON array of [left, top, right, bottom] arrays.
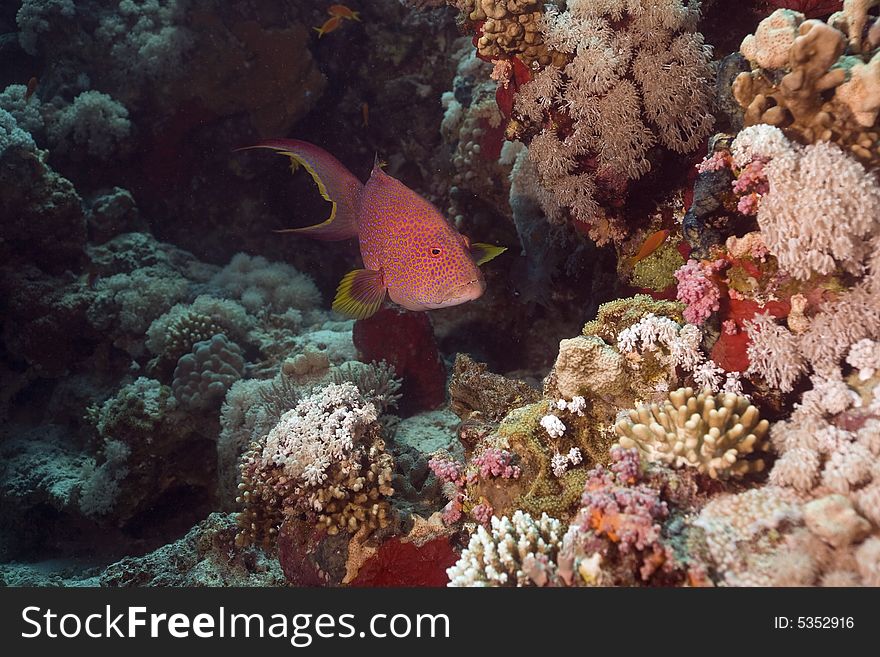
[[614, 387, 770, 479], [448, 353, 540, 422]]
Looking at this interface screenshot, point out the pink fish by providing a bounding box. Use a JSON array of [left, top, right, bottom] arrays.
[[240, 140, 505, 319]]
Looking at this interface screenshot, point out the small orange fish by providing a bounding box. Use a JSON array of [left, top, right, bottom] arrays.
[[24, 77, 38, 103], [313, 15, 342, 38], [329, 4, 361, 21], [630, 229, 671, 265], [361, 102, 369, 127]]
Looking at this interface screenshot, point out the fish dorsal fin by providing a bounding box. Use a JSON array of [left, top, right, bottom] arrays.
[[237, 140, 362, 241], [332, 268, 386, 319], [470, 242, 507, 266]]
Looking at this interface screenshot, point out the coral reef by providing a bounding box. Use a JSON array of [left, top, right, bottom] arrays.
[[4, 0, 880, 593], [448, 353, 540, 421], [559, 448, 690, 586], [447, 510, 564, 586], [171, 334, 246, 410], [491, 0, 715, 242], [101, 513, 285, 587]]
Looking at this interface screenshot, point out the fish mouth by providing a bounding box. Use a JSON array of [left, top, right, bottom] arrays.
[[426, 278, 485, 309]]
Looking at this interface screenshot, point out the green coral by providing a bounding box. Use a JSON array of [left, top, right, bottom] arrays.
[[474, 401, 612, 521], [629, 242, 685, 291], [583, 295, 684, 344]]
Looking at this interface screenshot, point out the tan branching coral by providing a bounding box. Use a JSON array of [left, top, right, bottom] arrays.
[[615, 387, 770, 479], [734, 8, 880, 167]]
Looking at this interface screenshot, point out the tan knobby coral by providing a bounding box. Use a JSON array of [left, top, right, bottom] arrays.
[[460, 0, 564, 67], [615, 387, 770, 478]]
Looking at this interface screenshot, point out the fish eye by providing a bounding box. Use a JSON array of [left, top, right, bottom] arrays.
[[430, 247, 442, 256]]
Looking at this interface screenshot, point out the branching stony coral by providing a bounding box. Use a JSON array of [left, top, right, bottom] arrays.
[[236, 383, 394, 547], [446, 511, 564, 586], [615, 387, 770, 478]]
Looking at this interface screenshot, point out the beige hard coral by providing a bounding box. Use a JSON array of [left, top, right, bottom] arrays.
[[734, 8, 880, 167], [552, 295, 687, 404], [740, 8, 803, 69], [546, 336, 629, 401], [615, 387, 771, 479]]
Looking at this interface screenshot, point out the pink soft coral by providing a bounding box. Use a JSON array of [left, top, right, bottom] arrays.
[[674, 259, 726, 325], [472, 447, 521, 480]]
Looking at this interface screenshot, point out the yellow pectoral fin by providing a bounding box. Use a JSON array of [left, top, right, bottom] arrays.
[[470, 243, 507, 266], [332, 269, 386, 320]]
